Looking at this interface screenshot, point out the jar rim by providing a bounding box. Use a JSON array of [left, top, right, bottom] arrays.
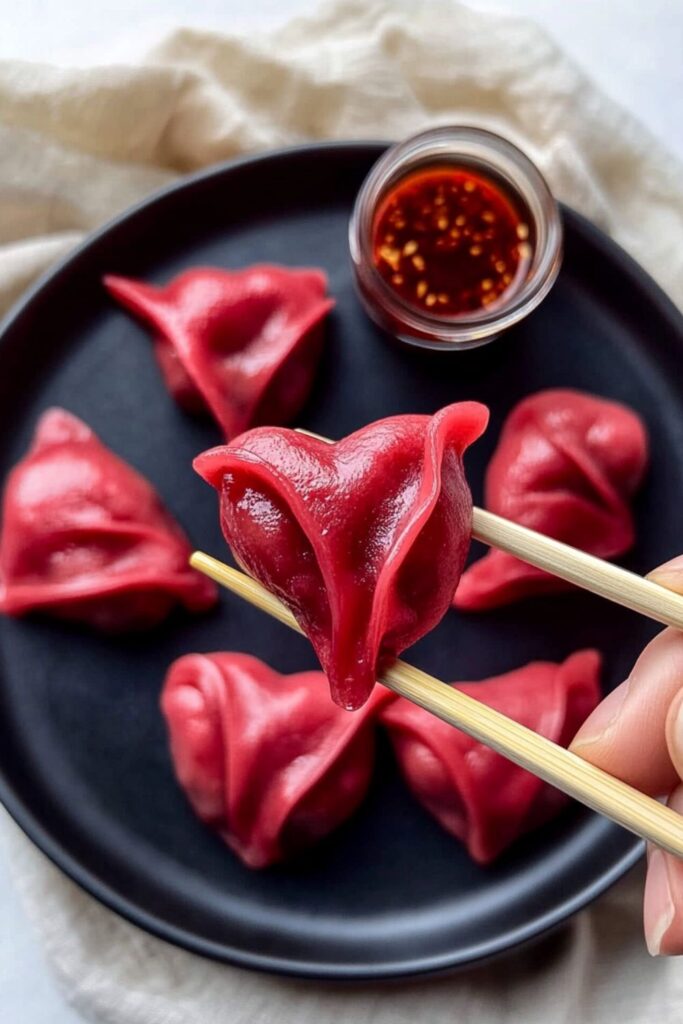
[[349, 126, 563, 349]]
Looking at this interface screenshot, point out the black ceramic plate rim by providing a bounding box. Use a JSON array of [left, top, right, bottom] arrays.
[[1, 141, 674, 980]]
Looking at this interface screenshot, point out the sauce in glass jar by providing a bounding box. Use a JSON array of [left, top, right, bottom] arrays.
[[350, 127, 562, 351], [372, 167, 532, 317]]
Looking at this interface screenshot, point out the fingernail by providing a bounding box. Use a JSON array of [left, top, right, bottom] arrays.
[[644, 849, 675, 956], [571, 678, 630, 750], [648, 558, 683, 594]]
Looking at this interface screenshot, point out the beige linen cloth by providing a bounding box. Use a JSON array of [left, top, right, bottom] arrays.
[[1, 1, 683, 1021]]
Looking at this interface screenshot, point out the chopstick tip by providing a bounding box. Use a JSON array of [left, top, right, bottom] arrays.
[[190, 550, 211, 573]]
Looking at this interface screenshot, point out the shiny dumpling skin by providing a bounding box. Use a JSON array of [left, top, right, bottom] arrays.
[[454, 389, 649, 610], [194, 402, 489, 709], [380, 650, 602, 863], [0, 408, 217, 630], [104, 265, 334, 440], [161, 652, 391, 868]]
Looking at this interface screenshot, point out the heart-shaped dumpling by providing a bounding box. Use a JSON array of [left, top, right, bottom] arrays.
[[161, 652, 390, 868], [194, 403, 489, 708], [0, 408, 217, 630], [380, 650, 601, 863], [194, 402, 489, 709], [104, 265, 334, 440], [454, 389, 649, 610]]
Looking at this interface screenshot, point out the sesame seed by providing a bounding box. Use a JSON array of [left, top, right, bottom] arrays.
[[403, 240, 418, 256], [464, 180, 475, 192], [482, 211, 495, 223], [437, 293, 449, 304], [437, 217, 449, 231], [379, 245, 400, 270], [392, 273, 404, 285], [469, 245, 483, 256], [518, 241, 532, 260], [412, 254, 426, 271], [425, 293, 437, 307], [417, 281, 428, 298], [481, 278, 493, 291], [495, 260, 506, 273], [516, 223, 529, 240], [455, 215, 466, 226]]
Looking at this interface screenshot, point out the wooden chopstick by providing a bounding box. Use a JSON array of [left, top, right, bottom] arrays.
[[295, 427, 683, 632], [472, 508, 683, 631], [190, 550, 683, 858]]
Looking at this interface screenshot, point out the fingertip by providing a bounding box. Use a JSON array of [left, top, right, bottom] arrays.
[[644, 786, 683, 956], [570, 630, 683, 794], [644, 849, 675, 955], [648, 557, 683, 593], [570, 677, 629, 753]]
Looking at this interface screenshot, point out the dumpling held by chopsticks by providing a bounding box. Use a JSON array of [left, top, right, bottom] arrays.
[[194, 402, 489, 710]]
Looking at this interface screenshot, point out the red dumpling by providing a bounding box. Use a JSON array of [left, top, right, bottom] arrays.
[[454, 389, 648, 610], [0, 409, 217, 630], [380, 650, 601, 863], [194, 402, 488, 710], [104, 266, 334, 440], [161, 652, 390, 868]]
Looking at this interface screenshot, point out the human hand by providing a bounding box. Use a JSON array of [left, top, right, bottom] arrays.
[[570, 556, 683, 957]]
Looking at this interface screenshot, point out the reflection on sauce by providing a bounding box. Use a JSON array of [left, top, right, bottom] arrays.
[[372, 167, 533, 317]]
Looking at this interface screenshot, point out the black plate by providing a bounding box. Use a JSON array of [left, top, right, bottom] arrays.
[[0, 143, 682, 980]]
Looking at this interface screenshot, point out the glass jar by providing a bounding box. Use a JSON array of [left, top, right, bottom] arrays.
[[349, 127, 563, 351]]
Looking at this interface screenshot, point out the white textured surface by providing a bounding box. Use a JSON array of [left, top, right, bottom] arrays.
[[0, 847, 82, 1023], [2, 1, 682, 159], [0, 2, 681, 1022]]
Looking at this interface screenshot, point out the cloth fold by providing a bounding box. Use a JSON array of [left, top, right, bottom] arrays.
[[1, 0, 682, 318], [1, 1, 682, 1021], [2, 811, 675, 1024]]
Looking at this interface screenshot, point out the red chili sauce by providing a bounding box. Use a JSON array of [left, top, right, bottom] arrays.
[[371, 166, 533, 317]]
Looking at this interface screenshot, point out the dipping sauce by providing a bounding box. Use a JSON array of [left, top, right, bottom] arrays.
[[371, 167, 533, 317], [350, 127, 562, 349]]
